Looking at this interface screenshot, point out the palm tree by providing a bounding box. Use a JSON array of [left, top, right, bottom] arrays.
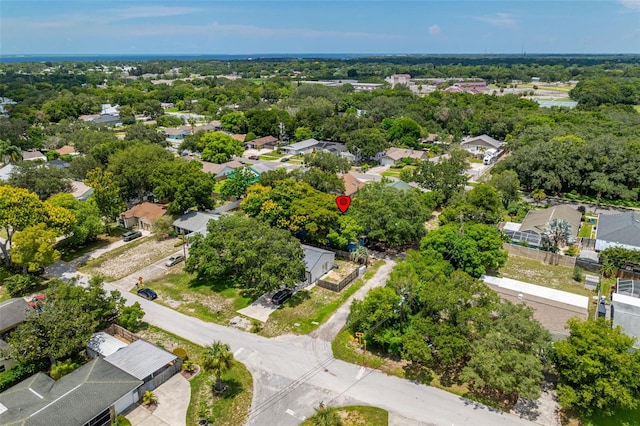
[[141, 390, 157, 406], [532, 189, 546, 206], [542, 219, 572, 254], [202, 340, 234, 393], [187, 117, 196, 135], [311, 406, 343, 426], [352, 245, 369, 265], [0, 140, 22, 165]]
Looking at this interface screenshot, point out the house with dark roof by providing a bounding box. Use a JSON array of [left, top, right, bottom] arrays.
[[460, 134, 504, 155], [119, 202, 167, 231], [244, 135, 278, 150], [595, 212, 640, 252], [301, 245, 335, 287], [0, 298, 31, 372], [0, 357, 142, 426]]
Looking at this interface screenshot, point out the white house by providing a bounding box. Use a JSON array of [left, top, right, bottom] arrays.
[[301, 245, 335, 286], [460, 134, 504, 155], [281, 138, 321, 156]]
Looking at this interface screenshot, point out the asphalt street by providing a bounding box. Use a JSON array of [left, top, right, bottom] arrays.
[[48, 242, 535, 426]]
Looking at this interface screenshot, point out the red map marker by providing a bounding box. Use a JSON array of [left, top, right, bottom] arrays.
[[336, 195, 351, 213]]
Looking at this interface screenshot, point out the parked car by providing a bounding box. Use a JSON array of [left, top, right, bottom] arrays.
[[165, 254, 185, 267], [272, 288, 294, 305], [248, 155, 259, 160], [137, 288, 158, 301], [280, 157, 290, 162], [122, 230, 142, 242]]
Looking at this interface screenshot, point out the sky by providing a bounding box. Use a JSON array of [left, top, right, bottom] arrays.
[[1, 0, 639, 55]]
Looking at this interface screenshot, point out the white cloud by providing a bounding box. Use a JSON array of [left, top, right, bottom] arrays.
[[619, 0, 640, 9], [429, 24, 441, 36], [474, 13, 517, 27]]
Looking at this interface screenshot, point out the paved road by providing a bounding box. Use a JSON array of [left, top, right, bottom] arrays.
[[49, 244, 534, 426]]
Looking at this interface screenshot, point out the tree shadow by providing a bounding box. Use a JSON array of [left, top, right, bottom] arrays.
[[188, 276, 231, 293], [214, 378, 242, 399], [403, 362, 433, 385], [286, 290, 310, 307]]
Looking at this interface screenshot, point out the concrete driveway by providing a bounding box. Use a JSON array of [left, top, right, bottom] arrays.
[[237, 293, 279, 322], [126, 374, 191, 426]]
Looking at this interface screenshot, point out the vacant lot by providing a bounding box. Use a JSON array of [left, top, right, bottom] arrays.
[[499, 255, 592, 296], [79, 237, 180, 281]]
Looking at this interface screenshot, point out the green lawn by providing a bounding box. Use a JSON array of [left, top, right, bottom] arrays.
[[137, 272, 251, 325], [57, 229, 125, 262], [136, 326, 252, 426], [259, 152, 285, 160], [301, 405, 388, 426], [261, 260, 382, 336], [577, 223, 593, 238], [583, 407, 640, 426], [498, 255, 593, 296]]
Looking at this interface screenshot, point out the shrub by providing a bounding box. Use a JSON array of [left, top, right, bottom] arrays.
[[251, 319, 262, 333], [5, 274, 37, 297], [173, 347, 188, 360], [565, 245, 580, 257], [182, 359, 196, 373], [0, 359, 50, 392], [142, 390, 157, 406], [573, 267, 584, 283], [50, 358, 80, 380]]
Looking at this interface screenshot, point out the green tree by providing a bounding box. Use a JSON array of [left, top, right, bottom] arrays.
[[350, 181, 431, 248], [541, 219, 572, 254], [125, 122, 166, 145], [118, 302, 145, 332], [150, 160, 214, 214], [220, 112, 248, 133], [202, 341, 235, 393], [294, 126, 313, 141], [0, 139, 23, 164], [439, 184, 504, 225], [386, 116, 422, 148], [344, 128, 388, 160], [420, 223, 507, 278], [85, 168, 125, 234], [554, 318, 640, 417], [185, 215, 306, 296], [309, 406, 343, 426], [11, 223, 60, 273], [291, 168, 345, 194], [347, 286, 402, 353], [531, 189, 546, 205], [107, 143, 174, 200], [45, 193, 104, 246], [303, 151, 351, 173], [199, 132, 244, 163], [8, 160, 72, 200], [0, 186, 49, 266], [411, 148, 468, 202], [219, 167, 256, 199], [489, 170, 521, 208], [151, 215, 175, 240]]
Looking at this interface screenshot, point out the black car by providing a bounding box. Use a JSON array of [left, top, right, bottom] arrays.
[[137, 288, 158, 301], [122, 230, 142, 242], [280, 157, 290, 162], [272, 288, 294, 305]]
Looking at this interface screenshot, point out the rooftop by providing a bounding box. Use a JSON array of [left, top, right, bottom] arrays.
[[0, 298, 30, 333], [520, 205, 581, 237], [123, 202, 167, 222], [596, 212, 640, 247], [104, 340, 178, 380], [87, 332, 128, 358]]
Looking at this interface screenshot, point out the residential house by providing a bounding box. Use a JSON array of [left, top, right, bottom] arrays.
[[195, 121, 223, 132], [341, 173, 365, 197], [21, 150, 46, 162], [244, 135, 278, 150], [199, 160, 243, 180], [301, 245, 335, 287], [70, 180, 94, 202], [379, 148, 427, 166], [460, 134, 504, 155], [0, 164, 15, 182], [231, 134, 246, 143], [0, 357, 143, 426], [46, 159, 69, 169], [92, 114, 121, 125], [280, 138, 321, 156], [164, 127, 191, 140], [315, 141, 348, 156], [595, 212, 640, 252], [0, 298, 31, 372], [341, 149, 386, 163], [507, 205, 582, 246], [612, 279, 640, 348], [386, 179, 414, 191], [248, 162, 278, 177], [54, 145, 77, 156], [104, 340, 181, 392], [173, 210, 219, 236], [119, 202, 167, 231]]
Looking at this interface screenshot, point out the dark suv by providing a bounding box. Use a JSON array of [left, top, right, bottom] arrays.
[[272, 288, 294, 305], [122, 230, 142, 242]]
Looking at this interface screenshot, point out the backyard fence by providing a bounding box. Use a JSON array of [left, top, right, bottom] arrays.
[[104, 323, 140, 343], [503, 243, 577, 268], [317, 269, 359, 292]]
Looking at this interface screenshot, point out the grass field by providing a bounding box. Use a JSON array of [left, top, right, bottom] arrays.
[[301, 405, 388, 426], [259, 152, 285, 160], [577, 223, 593, 238], [582, 407, 640, 426], [137, 326, 252, 426]]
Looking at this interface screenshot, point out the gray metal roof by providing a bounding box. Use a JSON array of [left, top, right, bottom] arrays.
[[104, 340, 178, 380], [301, 244, 334, 272], [461, 134, 504, 149], [596, 212, 640, 248], [0, 357, 141, 426], [0, 298, 30, 333], [173, 210, 219, 234], [282, 138, 320, 152]]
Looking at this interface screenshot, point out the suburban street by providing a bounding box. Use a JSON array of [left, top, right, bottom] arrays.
[[46, 241, 535, 426]]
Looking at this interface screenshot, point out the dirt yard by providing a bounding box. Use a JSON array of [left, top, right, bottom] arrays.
[[82, 237, 181, 280]]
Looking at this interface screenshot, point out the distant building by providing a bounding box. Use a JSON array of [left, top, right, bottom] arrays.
[[460, 134, 504, 155], [21, 150, 46, 162], [119, 202, 167, 231], [379, 148, 427, 166]]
